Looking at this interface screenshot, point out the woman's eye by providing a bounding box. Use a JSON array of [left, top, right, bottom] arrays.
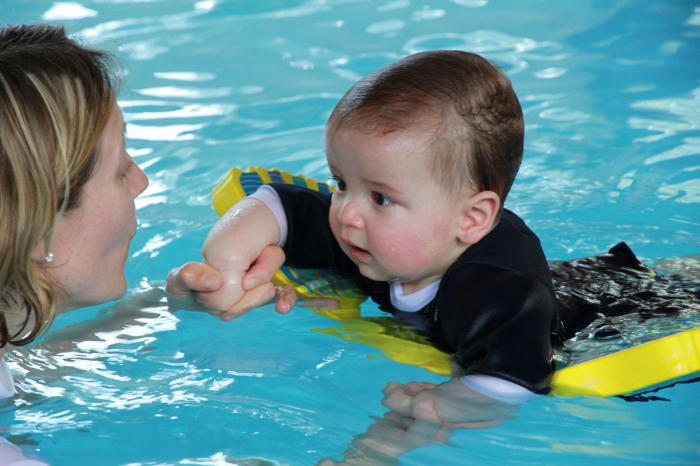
[[331, 175, 346, 191], [371, 191, 393, 206]]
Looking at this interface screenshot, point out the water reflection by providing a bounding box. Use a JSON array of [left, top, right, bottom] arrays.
[[125, 103, 234, 120], [127, 122, 204, 141], [405, 31, 567, 75], [153, 71, 216, 81], [366, 19, 405, 35], [42, 2, 97, 21], [136, 86, 232, 99], [412, 8, 445, 21], [630, 87, 700, 143], [561, 310, 700, 366], [451, 0, 489, 7]]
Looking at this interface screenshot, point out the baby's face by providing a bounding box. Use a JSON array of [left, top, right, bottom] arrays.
[[326, 127, 468, 293]]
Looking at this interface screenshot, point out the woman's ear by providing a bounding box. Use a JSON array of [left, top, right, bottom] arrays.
[[457, 191, 501, 245], [31, 239, 50, 264]]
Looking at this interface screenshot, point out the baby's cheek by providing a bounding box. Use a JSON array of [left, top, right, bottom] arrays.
[[328, 207, 342, 242], [396, 220, 454, 269], [381, 228, 434, 271]]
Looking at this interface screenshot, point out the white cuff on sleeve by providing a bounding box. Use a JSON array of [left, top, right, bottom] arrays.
[[248, 185, 288, 248], [460, 374, 536, 405]]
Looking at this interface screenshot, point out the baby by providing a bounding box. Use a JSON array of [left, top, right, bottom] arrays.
[[170, 50, 560, 422]]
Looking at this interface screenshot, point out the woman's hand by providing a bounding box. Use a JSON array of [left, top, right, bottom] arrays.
[[166, 245, 296, 320], [222, 243, 297, 319]]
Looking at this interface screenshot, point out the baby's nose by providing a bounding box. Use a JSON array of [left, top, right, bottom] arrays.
[[336, 197, 363, 228]]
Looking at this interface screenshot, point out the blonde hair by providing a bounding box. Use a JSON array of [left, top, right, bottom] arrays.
[[327, 50, 524, 202], [0, 25, 117, 347]]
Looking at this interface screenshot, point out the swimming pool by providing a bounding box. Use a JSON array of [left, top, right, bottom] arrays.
[[3, 0, 699, 464]]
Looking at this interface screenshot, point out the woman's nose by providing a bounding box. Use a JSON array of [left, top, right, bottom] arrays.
[[132, 163, 149, 197]]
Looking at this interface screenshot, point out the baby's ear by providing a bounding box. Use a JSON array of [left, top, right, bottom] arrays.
[[457, 191, 501, 245]]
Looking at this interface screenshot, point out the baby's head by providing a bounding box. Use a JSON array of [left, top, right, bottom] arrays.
[[326, 50, 523, 205]]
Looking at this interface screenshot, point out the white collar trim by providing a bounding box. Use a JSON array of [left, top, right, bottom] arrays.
[[389, 279, 441, 312]]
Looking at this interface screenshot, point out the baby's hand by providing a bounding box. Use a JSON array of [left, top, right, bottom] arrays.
[[381, 378, 514, 428], [317, 379, 517, 465]]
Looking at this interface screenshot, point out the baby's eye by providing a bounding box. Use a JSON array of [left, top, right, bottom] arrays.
[[330, 175, 346, 191], [371, 191, 393, 206]]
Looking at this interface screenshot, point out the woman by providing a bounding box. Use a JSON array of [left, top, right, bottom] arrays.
[[0, 25, 287, 463], [0, 24, 148, 463]]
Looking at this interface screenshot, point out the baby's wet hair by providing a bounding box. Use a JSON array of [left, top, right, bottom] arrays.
[[327, 50, 524, 203]]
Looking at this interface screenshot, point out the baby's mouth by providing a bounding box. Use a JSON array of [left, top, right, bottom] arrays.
[[348, 244, 371, 261]]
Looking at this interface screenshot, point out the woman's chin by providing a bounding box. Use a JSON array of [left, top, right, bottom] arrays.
[[62, 278, 128, 312]]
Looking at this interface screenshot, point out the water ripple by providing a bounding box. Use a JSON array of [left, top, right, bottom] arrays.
[[124, 103, 235, 121], [451, 0, 489, 6], [13, 409, 90, 435], [629, 86, 700, 143], [42, 2, 97, 20], [127, 122, 204, 141], [136, 86, 232, 99], [366, 19, 405, 35], [153, 71, 216, 82], [404, 31, 567, 75], [644, 137, 700, 165]]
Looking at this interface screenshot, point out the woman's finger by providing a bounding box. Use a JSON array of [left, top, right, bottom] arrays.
[[221, 282, 276, 320], [242, 245, 285, 290], [166, 262, 222, 296]]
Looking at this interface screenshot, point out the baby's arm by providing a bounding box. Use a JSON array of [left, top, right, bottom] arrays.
[[440, 265, 556, 395], [376, 264, 554, 429], [197, 197, 282, 312], [167, 245, 295, 319], [168, 183, 345, 318]]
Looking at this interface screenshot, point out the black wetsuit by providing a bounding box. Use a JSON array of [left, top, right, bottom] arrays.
[[273, 184, 557, 393], [270, 184, 700, 393]]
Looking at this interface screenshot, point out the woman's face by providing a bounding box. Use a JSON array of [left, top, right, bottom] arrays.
[[44, 104, 149, 311]]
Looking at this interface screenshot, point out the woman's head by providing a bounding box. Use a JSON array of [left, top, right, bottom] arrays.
[[0, 24, 147, 348]]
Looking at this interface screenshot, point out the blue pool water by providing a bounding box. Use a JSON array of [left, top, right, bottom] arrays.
[[3, 0, 699, 464]]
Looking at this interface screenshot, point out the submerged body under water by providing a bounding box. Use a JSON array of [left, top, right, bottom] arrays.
[[553, 243, 699, 341]]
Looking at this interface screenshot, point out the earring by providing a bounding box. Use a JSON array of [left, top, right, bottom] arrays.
[[43, 252, 54, 263]]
